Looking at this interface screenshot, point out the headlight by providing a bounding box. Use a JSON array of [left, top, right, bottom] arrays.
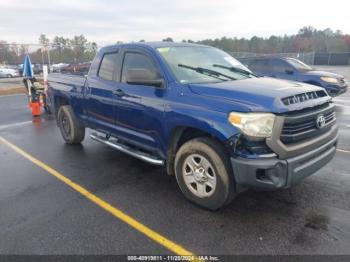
[[228, 112, 275, 139], [321, 76, 338, 84]]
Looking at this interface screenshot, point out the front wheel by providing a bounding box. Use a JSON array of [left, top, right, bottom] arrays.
[[174, 137, 236, 210], [57, 105, 85, 144]]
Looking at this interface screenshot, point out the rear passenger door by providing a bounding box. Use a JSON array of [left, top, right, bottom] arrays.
[[85, 50, 120, 133]]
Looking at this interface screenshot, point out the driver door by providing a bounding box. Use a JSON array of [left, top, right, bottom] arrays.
[[113, 49, 166, 154]]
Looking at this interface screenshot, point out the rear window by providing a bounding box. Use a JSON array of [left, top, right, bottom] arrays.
[[98, 52, 118, 81]]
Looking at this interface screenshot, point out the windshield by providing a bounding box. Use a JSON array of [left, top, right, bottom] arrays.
[[156, 46, 252, 84], [286, 58, 313, 71]]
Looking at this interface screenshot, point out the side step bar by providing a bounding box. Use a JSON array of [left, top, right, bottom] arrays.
[[90, 133, 164, 166]]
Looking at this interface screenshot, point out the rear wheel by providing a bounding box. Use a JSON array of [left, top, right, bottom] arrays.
[[174, 137, 236, 210], [57, 105, 85, 144], [6, 74, 12, 78]]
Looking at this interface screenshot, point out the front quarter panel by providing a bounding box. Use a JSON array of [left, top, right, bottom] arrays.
[[161, 83, 240, 153]]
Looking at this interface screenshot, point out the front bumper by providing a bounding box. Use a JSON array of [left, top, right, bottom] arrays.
[[325, 84, 348, 97], [231, 134, 337, 191]]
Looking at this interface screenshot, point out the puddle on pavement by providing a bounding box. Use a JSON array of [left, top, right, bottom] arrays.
[[304, 207, 350, 241], [305, 214, 329, 230]]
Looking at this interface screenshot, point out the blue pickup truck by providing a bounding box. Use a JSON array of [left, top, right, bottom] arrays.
[[240, 56, 348, 96], [48, 42, 338, 210]]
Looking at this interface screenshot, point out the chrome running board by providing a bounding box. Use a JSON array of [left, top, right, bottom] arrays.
[[90, 133, 164, 166]]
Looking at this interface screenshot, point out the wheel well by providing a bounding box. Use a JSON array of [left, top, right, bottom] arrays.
[[54, 96, 70, 117], [166, 127, 221, 175]]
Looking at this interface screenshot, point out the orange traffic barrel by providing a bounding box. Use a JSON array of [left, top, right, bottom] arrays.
[[30, 102, 41, 117]]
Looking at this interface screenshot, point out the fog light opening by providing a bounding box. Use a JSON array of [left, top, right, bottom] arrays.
[[256, 168, 280, 186]]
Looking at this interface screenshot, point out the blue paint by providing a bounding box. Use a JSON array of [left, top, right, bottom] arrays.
[[48, 42, 332, 160]]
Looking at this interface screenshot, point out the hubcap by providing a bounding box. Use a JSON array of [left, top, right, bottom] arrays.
[[182, 154, 217, 198], [61, 114, 71, 137]]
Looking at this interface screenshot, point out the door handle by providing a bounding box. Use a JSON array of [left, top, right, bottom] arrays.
[[113, 89, 125, 97]]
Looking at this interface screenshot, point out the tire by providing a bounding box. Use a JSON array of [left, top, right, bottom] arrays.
[[6, 74, 12, 78], [174, 137, 236, 210], [57, 105, 85, 144]]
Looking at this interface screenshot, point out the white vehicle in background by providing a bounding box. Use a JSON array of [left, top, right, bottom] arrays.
[[0, 68, 20, 78], [51, 63, 70, 73]]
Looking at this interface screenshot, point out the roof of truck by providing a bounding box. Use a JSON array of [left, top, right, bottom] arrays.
[[102, 41, 209, 50]]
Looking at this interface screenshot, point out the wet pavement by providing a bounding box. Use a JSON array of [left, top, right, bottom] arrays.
[[0, 88, 349, 256], [0, 77, 24, 90]]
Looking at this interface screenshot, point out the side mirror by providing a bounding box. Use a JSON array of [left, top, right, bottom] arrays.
[[285, 69, 294, 75], [126, 68, 163, 88]]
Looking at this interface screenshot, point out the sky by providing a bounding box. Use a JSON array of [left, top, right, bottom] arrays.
[[0, 0, 349, 47]]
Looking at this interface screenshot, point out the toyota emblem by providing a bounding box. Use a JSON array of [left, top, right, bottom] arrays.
[[316, 115, 326, 129]]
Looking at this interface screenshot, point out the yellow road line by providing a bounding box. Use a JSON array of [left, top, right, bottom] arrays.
[[0, 136, 196, 257], [337, 148, 350, 154]]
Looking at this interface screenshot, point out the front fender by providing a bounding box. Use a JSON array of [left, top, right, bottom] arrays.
[[164, 102, 239, 144]]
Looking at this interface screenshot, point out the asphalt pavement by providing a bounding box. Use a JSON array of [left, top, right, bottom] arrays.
[[0, 77, 24, 89], [0, 83, 350, 258]]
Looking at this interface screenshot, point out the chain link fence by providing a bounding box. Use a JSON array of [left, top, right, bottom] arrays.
[[230, 51, 350, 66], [230, 52, 315, 65], [313, 52, 350, 65]]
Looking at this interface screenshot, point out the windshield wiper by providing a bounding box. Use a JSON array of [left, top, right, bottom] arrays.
[[213, 64, 256, 77], [178, 64, 236, 81]]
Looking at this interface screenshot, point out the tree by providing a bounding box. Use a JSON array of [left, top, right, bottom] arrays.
[[0, 41, 12, 64], [91, 42, 98, 52], [298, 26, 316, 37], [162, 37, 173, 42], [39, 34, 50, 46], [2, 26, 350, 66], [52, 36, 68, 62], [70, 35, 88, 62], [343, 35, 350, 50]]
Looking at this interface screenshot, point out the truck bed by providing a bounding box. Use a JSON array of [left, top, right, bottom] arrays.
[[48, 73, 86, 90]]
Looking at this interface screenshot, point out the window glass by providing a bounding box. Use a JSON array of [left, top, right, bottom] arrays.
[[121, 52, 158, 82], [98, 52, 118, 81], [249, 59, 270, 72], [156, 46, 251, 84], [271, 59, 293, 73], [285, 58, 313, 71]]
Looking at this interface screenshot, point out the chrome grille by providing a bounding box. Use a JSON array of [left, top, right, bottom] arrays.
[[281, 103, 336, 144]]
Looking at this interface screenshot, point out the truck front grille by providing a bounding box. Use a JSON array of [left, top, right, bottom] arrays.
[[280, 103, 336, 144]]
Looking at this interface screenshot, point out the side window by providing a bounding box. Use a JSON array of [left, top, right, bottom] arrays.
[[250, 59, 269, 72], [98, 52, 118, 81], [271, 59, 293, 73], [121, 52, 158, 83]]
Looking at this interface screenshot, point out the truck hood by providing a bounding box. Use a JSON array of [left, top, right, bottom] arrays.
[[304, 70, 343, 78], [188, 77, 331, 113]]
